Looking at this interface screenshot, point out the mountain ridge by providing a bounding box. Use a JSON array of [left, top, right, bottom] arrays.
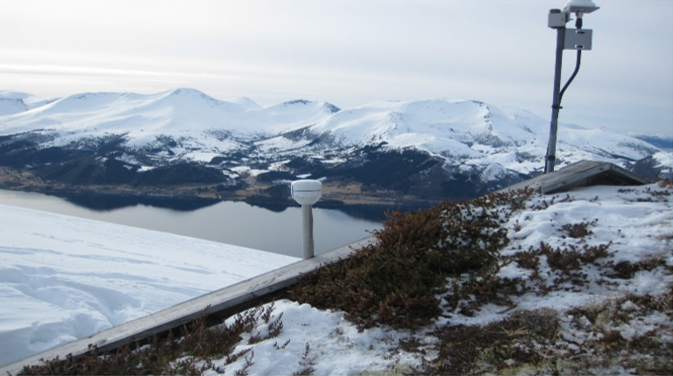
[[0, 89, 670, 206]]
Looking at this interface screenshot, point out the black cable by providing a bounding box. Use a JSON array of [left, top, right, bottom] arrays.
[[559, 49, 582, 104], [558, 16, 584, 104]]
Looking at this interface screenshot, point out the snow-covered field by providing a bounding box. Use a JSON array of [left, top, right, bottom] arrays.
[[0, 205, 298, 367], [2, 182, 672, 374]]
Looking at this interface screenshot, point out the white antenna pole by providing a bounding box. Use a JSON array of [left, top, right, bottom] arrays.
[[302, 204, 314, 259], [291, 180, 322, 260]]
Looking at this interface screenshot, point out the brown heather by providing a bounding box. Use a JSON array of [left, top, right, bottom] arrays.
[[288, 189, 534, 330]]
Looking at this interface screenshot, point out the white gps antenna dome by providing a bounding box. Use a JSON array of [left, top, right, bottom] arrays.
[[291, 179, 322, 206], [564, 0, 599, 14]]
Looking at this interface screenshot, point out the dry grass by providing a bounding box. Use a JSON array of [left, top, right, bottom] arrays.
[[16, 304, 285, 376]]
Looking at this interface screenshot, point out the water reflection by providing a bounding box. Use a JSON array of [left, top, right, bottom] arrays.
[[63, 192, 219, 211], [0, 189, 384, 258]]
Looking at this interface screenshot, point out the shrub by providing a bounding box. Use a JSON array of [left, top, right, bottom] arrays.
[[17, 305, 283, 375], [288, 189, 533, 329], [426, 309, 559, 375], [561, 220, 597, 239]]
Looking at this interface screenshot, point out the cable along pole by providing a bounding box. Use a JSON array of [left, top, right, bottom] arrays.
[[544, 1, 598, 174]]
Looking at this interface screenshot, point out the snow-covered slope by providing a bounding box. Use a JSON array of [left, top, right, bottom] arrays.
[[296, 98, 659, 175], [0, 98, 28, 117], [2, 183, 671, 374], [0, 90, 659, 166], [0, 91, 56, 115], [0, 89, 339, 156], [224, 183, 673, 375], [0, 89, 669, 200], [0, 204, 298, 367]]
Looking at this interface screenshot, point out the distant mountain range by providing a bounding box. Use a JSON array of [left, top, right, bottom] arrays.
[[1, 88, 670, 205]]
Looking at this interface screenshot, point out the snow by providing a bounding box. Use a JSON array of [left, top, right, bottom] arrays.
[[229, 165, 269, 177], [204, 183, 673, 374], [185, 152, 220, 163], [0, 91, 56, 113], [0, 98, 28, 116], [2, 183, 671, 373], [254, 136, 313, 153], [655, 151, 673, 173], [0, 89, 670, 178], [0, 204, 298, 367], [8, 89, 328, 139], [445, 184, 672, 327], [206, 299, 425, 376], [0, 89, 338, 159], [307, 97, 667, 174]]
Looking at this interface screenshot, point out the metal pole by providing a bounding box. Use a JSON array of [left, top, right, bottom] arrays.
[[544, 26, 565, 174], [302, 204, 314, 259]]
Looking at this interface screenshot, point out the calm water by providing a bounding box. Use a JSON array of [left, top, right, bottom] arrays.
[[0, 189, 383, 258]]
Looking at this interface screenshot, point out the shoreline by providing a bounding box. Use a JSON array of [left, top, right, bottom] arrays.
[[0, 167, 437, 219]]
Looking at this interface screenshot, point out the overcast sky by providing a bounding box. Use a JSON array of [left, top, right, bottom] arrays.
[[1, 0, 671, 136]]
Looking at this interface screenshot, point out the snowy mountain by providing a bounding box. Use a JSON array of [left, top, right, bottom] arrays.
[[0, 89, 338, 157], [0, 91, 56, 115], [0, 89, 669, 203]]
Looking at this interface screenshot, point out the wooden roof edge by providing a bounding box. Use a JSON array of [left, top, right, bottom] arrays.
[[603, 162, 652, 185], [498, 160, 652, 195]]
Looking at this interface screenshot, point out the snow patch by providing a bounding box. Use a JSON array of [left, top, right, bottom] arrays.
[[0, 204, 297, 367]]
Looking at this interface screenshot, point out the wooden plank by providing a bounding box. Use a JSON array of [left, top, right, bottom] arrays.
[[0, 237, 375, 375]]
